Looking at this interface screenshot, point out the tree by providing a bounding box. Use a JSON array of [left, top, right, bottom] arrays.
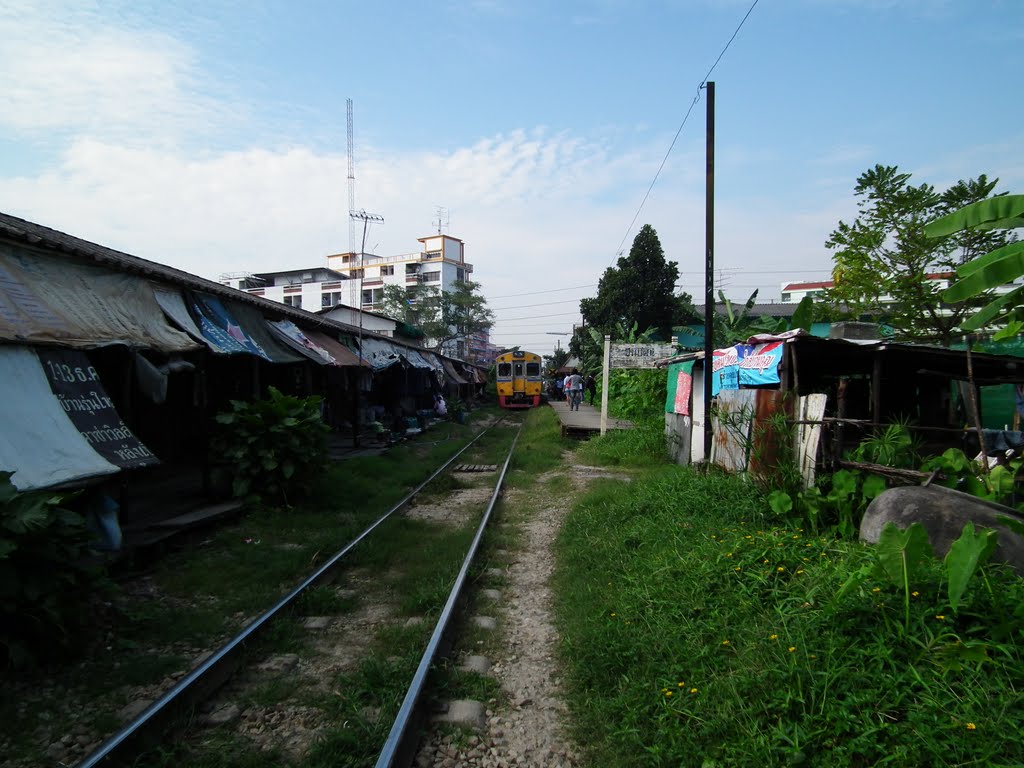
[[378, 280, 494, 355], [579, 224, 695, 341], [825, 165, 1013, 346], [926, 195, 1024, 339], [544, 347, 569, 374]]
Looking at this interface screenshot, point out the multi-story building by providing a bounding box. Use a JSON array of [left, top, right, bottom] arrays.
[[220, 232, 477, 353]]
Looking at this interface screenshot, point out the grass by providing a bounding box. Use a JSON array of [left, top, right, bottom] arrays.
[[552, 454, 1024, 767]]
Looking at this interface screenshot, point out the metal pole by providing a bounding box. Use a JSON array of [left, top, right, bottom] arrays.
[[703, 81, 715, 463], [349, 209, 384, 449]]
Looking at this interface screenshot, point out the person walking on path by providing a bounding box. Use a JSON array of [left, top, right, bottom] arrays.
[[585, 373, 597, 406], [566, 368, 584, 411]]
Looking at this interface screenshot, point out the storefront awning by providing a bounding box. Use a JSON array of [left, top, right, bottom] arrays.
[[0, 243, 198, 352], [0, 346, 120, 490]]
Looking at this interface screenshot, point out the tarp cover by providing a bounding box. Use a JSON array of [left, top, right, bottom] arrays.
[[0, 346, 119, 490], [227, 301, 304, 364], [401, 348, 436, 370], [186, 292, 302, 363], [36, 347, 159, 470], [153, 286, 210, 347], [266, 319, 337, 365], [359, 336, 403, 369], [441, 358, 469, 385], [0, 243, 198, 352], [305, 330, 370, 367]]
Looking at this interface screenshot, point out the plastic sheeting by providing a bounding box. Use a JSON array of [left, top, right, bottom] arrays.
[[358, 336, 403, 369], [440, 357, 469, 385], [305, 330, 370, 368], [0, 346, 119, 490], [266, 320, 337, 365], [401, 348, 436, 370], [0, 242, 198, 352]]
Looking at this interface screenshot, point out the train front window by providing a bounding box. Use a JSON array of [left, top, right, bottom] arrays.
[[498, 363, 512, 376], [526, 362, 540, 376], [514, 363, 524, 376]]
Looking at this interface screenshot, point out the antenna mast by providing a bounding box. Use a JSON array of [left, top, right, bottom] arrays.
[[347, 99, 356, 257]]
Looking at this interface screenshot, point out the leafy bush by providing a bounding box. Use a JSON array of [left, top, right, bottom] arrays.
[[211, 387, 329, 504], [605, 368, 666, 421], [0, 472, 101, 671]]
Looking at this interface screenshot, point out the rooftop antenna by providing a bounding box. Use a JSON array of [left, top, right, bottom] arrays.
[[347, 99, 356, 257], [434, 206, 449, 235]]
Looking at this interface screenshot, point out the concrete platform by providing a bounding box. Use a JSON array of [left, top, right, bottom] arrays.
[[548, 400, 633, 439]]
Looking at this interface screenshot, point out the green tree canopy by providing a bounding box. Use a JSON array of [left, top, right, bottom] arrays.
[[825, 165, 1013, 345], [378, 280, 494, 355], [579, 224, 695, 341]]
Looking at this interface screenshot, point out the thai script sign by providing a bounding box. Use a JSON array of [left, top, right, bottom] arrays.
[[37, 347, 159, 469], [610, 343, 678, 369], [710, 341, 784, 396]]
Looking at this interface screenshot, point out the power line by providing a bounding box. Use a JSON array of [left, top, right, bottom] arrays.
[[487, 283, 596, 300], [610, 0, 761, 265], [497, 310, 581, 322], [492, 298, 582, 311]]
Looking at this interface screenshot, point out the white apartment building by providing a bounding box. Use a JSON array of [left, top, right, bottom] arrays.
[[220, 233, 481, 354]]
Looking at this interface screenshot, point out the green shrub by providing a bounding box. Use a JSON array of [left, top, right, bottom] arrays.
[[0, 472, 101, 671], [211, 387, 329, 504]]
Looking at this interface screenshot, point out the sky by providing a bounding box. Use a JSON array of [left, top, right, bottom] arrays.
[[1, 0, 1022, 357]]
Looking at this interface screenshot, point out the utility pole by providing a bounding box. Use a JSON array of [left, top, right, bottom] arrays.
[[347, 99, 357, 259], [703, 81, 715, 464], [349, 208, 384, 448]]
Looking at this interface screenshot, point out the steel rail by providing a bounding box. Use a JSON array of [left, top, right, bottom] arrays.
[[374, 423, 523, 768], [78, 419, 503, 768]]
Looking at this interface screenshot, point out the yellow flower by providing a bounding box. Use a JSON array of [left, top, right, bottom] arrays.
[[936, 615, 945, 621], [665, 691, 673, 697], [912, 591, 919, 597], [777, 566, 785, 572], [796, 569, 805, 574], [763, 559, 769, 564], [788, 646, 797, 653], [661, 687, 668, 693], [809, 654, 817, 659], [872, 587, 881, 593], [734, 566, 742, 571], [966, 722, 977, 730], [769, 634, 778, 640], [690, 687, 698, 694], [610, 612, 617, 617], [721, 639, 730, 646]]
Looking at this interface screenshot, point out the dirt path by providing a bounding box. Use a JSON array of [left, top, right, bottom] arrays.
[[415, 453, 630, 768]]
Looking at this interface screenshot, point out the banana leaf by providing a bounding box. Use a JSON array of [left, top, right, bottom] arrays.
[[943, 245, 1024, 302], [925, 194, 1024, 237]]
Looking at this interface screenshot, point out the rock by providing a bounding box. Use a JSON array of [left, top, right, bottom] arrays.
[[431, 699, 487, 731], [473, 616, 497, 631], [459, 655, 492, 674], [302, 616, 331, 630], [861, 485, 1024, 572], [481, 588, 502, 601], [256, 654, 300, 673], [200, 703, 241, 727], [118, 699, 151, 722]]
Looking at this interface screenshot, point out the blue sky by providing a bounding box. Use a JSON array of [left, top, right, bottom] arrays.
[[1, 0, 1022, 355]]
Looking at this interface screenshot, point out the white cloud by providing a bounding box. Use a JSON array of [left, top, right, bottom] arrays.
[[0, 1, 235, 146]]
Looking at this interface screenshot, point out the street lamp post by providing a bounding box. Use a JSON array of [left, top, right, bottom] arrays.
[[349, 209, 384, 448]]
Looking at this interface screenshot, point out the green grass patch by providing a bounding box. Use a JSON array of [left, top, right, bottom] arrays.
[[575, 417, 668, 468], [506, 407, 569, 487], [554, 464, 1024, 766]]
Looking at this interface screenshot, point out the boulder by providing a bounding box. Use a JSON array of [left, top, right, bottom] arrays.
[[860, 485, 1024, 574]]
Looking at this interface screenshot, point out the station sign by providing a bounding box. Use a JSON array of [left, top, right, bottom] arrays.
[[609, 343, 678, 369]]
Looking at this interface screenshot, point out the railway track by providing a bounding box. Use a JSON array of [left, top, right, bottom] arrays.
[[73, 418, 523, 768]]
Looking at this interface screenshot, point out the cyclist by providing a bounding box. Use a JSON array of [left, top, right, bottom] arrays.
[[566, 368, 584, 411]]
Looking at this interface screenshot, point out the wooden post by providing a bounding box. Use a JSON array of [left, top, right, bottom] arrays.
[[600, 335, 611, 436]]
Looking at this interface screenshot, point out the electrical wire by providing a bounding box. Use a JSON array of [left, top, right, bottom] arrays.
[[609, 0, 761, 266]]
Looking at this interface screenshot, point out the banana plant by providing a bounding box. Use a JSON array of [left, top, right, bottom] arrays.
[[926, 195, 1024, 336]]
